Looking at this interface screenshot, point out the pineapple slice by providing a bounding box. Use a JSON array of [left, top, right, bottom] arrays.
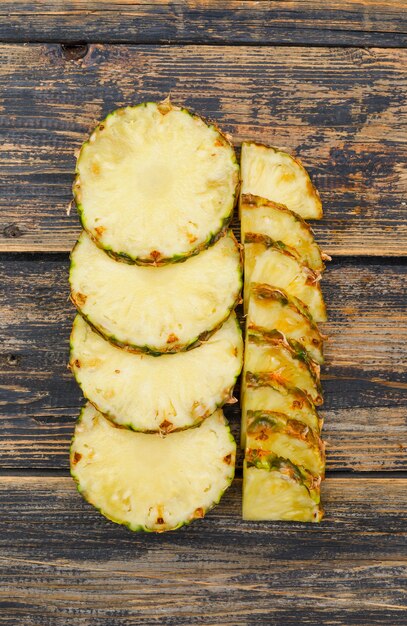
[[241, 194, 325, 270], [70, 230, 242, 354], [244, 237, 326, 321], [240, 142, 322, 219], [248, 283, 324, 364], [70, 313, 243, 433], [243, 454, 323, 522], [246, 411, 325, 476], [244, 328, 323, 406], [71, 404, 236, 532], [241, 372, 321, 448], [73, 101, 239, 265]]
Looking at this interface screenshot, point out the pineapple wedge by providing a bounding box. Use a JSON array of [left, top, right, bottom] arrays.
[[241, 372, 321, 448], [244, 237, 326, 321], [71, 404, 236, 532], [240, 141, 326, 524], [74, 101, 239, 265], [243, 453, 323, 522], [70, 230, 242, 354], [241, 194, 325, 271], [248, 283, 324, 364], [240, 142, 322, 219], [244, 328, 323, 406], [246, 411, 325, 476], [70, 313, 243, 433]]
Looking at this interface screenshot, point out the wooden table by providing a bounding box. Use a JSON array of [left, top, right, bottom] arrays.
[[1, 3, 406, 624]]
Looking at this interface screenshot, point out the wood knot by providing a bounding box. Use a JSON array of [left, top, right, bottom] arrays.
[[7, 354, 20, 366], [61, 44, 89, 62], [3, 224, 22, 238]]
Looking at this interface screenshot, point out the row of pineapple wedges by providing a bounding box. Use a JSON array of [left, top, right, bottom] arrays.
[[68, 101, 244, 532], [68, 100, 327, 531], [239, 143, 329, 522]]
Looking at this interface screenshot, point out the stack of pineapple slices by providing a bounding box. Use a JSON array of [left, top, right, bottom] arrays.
[[68, 102, 243, 532], [68, 102, 329, 529], [240, 142, 328, 522]]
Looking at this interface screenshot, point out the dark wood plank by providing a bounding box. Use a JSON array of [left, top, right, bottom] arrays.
[[0, 254, 406, 470], [0, 44, 406, 256], [0, 476, 406, 625], [1, 1, 407, 47]]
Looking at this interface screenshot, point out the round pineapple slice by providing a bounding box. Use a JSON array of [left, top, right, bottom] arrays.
[[71, 404, 236, 532], [240, 142, 322, 220], [70, 314, 243, 433], [70, 230, 242, 354], [241, 194, 325, 270], [73, 101, 239, 265]]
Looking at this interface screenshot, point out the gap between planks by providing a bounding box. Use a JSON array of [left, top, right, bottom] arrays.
[[1, 469, 406, 479], [1, 0, 406, 47]]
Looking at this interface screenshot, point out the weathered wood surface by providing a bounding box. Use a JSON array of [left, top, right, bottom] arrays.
[[1, 1, 407, 47], [1, 254, 406, 470], [1, 44, 407, 256], [1, 6, 407, 623], [0, 476, 406, 625]]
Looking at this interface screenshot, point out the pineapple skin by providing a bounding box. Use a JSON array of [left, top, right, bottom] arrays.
[[248, 283, 325, 364], [243, 237, 327, 321], [74, 101, 240, 266], [241, 193, 326, 271], [246, 327, 323, 406], [240, 372, 322, 450], [246, 451, 322, 497], [246, 410, 325, 477]]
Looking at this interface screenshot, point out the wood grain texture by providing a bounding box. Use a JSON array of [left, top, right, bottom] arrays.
[[0, 254, 406, 470], [1, 1, 407, 47], [0, 476, 406, 625], [1, 5, 406, 623], [1, 44, 407, 256]]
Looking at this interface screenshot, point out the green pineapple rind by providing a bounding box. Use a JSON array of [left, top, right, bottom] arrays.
[[249, 283, 325, 364], [246, 410, 326, 477], [241, 193, 326, 270], [247, 327, 323, 405]]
